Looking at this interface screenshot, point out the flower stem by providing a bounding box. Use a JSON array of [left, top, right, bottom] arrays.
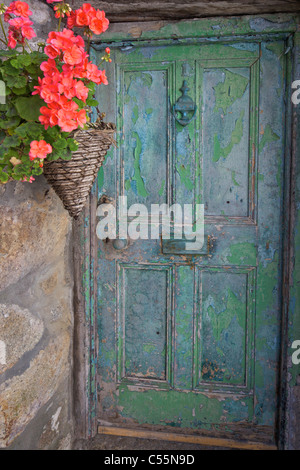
[[25, 39, 33, 52], [57, 0, 65, 32], [0, 15, 7, 44]]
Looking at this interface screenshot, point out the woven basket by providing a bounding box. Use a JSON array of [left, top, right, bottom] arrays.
[[43, 126, 115, 218]]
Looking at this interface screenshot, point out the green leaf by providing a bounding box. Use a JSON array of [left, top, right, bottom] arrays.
[[12, 86, 29, 95], [4, 74, 27, 88], [0, 170, 9, 183], [72, 97, 84, 108], [15, 95, 43, 122], [60, 152, 72, 161], [6, 105, 18, 117], [0, 116, 21, 129], [67, 138, 79, 152], [32, 166, 43, 176], [15, 122, 42, 139], [0, 50, 18, 57], [11, 54, 33, 68], [25, 64, 39, 76], [86, 99, 99, 107], [46, 152, 60, 161], [87, 81, 96, 93], [13, 163, 27, 175], [51, 148, 71, 160], [44, 126, 60, 140], [3, 134, 20, 148], [1, 61, 18, 75], [28, 51, 47, 63], [53, 138, 68, 150]]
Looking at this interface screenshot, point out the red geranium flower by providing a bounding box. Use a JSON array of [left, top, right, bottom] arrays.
[[90, 10, 109, 35], [29, 140, 53, 160], [5, 1, 32, 19]]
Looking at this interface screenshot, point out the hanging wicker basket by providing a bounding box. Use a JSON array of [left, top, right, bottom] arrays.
[[43, 124, 115, 219]]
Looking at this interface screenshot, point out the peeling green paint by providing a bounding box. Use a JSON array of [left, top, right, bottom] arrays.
[[176, 164, 193, 191], [259, 124, 280, 154], [266, 42, 284, 58], [231, 170, 240, 186], [213, 70, 248, 114], [158, 179, 165, 196], [256, 253, 278, 314], [227, 242, 256, 265], [207, 289, 245, 343], [118, 385, 228, 427], [213, 110, 245, 162], [143, 343, 156, 353], [126, 71, 153, 91], [95, 14, 298, 44], [97, 148, 113, 192], [132, 104, 139, 124], [131, 131, 149, 197], [125, 178, 131, 191], [98, 166, 105, 192]]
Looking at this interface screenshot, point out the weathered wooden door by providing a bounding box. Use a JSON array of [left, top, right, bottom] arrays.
[[91, 35, 287, 446]]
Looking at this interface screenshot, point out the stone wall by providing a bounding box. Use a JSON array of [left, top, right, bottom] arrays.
[[0, 1, 74, 450]]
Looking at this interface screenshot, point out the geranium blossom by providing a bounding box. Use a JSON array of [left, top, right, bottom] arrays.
[[67, 3, 109, 37], [4, 1, 32, 19], [22, 176, 35, 183], [5, 3, 36, 47], [53, 3, 71, 19], [86, 62, 108, 84], [9, 17, 36, 39], [10, 4, 111, 135], [63, 44, 85, 65], [73, 80, 89, 101], [29, 140, 53, 160], [40, 58, 59, 76], [90, 10, 109, 35], [76, 108, 87, 128], [67, 3, 97, 28], [35, 22, 109, 134], [0, 1, 111, 184], [7, 30, 17, 48]]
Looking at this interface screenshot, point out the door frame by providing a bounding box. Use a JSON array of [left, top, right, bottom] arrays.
[[73, 13, 300, 449]]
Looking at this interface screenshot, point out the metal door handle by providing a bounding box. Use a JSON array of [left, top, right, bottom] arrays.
[[172, 80, 197, 127], [112, 238, 128, 250]]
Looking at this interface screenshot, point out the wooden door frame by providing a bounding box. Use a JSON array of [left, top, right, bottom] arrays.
[[73, 13, 300, 449]]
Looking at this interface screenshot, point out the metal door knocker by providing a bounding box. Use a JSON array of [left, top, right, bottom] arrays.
[[172, 80, 197, 127]]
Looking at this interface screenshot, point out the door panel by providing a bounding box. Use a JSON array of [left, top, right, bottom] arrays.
[[91, 38, 286, 439]]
